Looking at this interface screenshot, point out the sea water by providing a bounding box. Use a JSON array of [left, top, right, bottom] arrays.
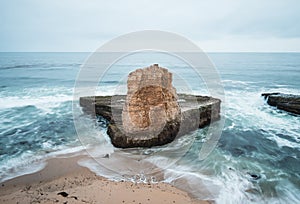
[[0, 52, 299, 203]]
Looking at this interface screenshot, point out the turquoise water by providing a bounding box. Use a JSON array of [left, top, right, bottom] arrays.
[[0, 52, 299, 203]]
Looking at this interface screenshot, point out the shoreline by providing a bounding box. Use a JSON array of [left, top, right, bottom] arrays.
[[0, 153, 210, 204]]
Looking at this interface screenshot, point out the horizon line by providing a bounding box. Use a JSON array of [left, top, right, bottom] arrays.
[[0, 51, 300, 53]]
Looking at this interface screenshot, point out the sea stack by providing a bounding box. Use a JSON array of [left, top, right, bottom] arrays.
[[108, 64, 181, 148], [79, 65, 221, 148], [122, 64, 181, 134]]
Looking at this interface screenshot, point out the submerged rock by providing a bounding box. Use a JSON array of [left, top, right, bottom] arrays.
[[249, 174, 261, 180], [262, 93, 300, 115], [80, 65, 221, 148]]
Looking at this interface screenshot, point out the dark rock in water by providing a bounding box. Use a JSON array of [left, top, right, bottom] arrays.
[[261, 92, 280, 99], [231, 148, 245, 156], [250, 174, 261, 180], [262, 93, 300, 115], [247, 173, 261, 180]]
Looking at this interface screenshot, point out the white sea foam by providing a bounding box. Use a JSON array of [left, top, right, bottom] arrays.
[[1, 161, 47, 183], [78, 158, 124, 181], [224, 85, 300, 149], [144, 153, 260, 203], [164, 168, 221, 200], [222, 79, 258, 85], [0, 87, 73, 112], [0, 144, 87, 182], [0, 151, 46, 182], [47, 145, 87, 158], [270, 134, 299, 149]]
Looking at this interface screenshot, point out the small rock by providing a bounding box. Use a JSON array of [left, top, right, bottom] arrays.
[[247, 173, 261, 180], [57, 192, 68, 197], [262, 92, 300, 115]]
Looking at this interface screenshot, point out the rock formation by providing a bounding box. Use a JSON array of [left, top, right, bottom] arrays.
[[79, 64, 221, 148], [262, 93, 300, 115], [122, 64, 181, 135], [80, 94, 221, 148]]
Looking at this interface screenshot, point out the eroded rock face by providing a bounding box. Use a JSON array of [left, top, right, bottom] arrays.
[[122, 64, 181, 135]]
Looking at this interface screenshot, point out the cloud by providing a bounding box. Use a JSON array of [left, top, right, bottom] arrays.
[[0, 0, 299, 51]]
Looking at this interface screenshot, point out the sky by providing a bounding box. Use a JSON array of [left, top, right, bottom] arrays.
[[0, 0, 300, 52]]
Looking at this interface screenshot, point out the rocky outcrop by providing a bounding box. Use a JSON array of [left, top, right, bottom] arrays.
[[80, 94, 221, 148], [79, 65, 221, 148], [262, 93, 300, 115]]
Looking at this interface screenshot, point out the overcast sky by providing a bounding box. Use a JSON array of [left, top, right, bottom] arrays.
[[1, 0, 300, 52]]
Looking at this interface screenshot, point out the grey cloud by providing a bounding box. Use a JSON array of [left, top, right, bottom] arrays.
[[0, 0, 299, 51]]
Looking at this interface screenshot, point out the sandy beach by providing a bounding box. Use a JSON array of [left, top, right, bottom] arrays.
[[0, 155, 210, 204]]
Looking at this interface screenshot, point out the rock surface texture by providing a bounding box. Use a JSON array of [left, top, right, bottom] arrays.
[[262, 93, 300, 115], [80, 65, 221, 148], [122, 64, 181, 136]]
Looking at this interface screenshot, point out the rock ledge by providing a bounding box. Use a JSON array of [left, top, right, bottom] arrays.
[[80, 94, 221, 148], [262, 92, 300, 115]]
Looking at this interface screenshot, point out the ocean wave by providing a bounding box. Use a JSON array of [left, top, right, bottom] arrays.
[[270, 133, 299, 149], [0, 86, 74, 112], [0, 145, 86, 183], [0, 151, 46, 182], [0, 95, 73, 111], [0, 63, 81, 70], [222, 79, 258, 85]]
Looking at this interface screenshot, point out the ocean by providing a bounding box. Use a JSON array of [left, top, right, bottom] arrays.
[[0, 52, 299, 203]]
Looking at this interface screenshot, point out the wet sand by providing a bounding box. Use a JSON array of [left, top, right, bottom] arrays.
[[0, 155, 210, 204]]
